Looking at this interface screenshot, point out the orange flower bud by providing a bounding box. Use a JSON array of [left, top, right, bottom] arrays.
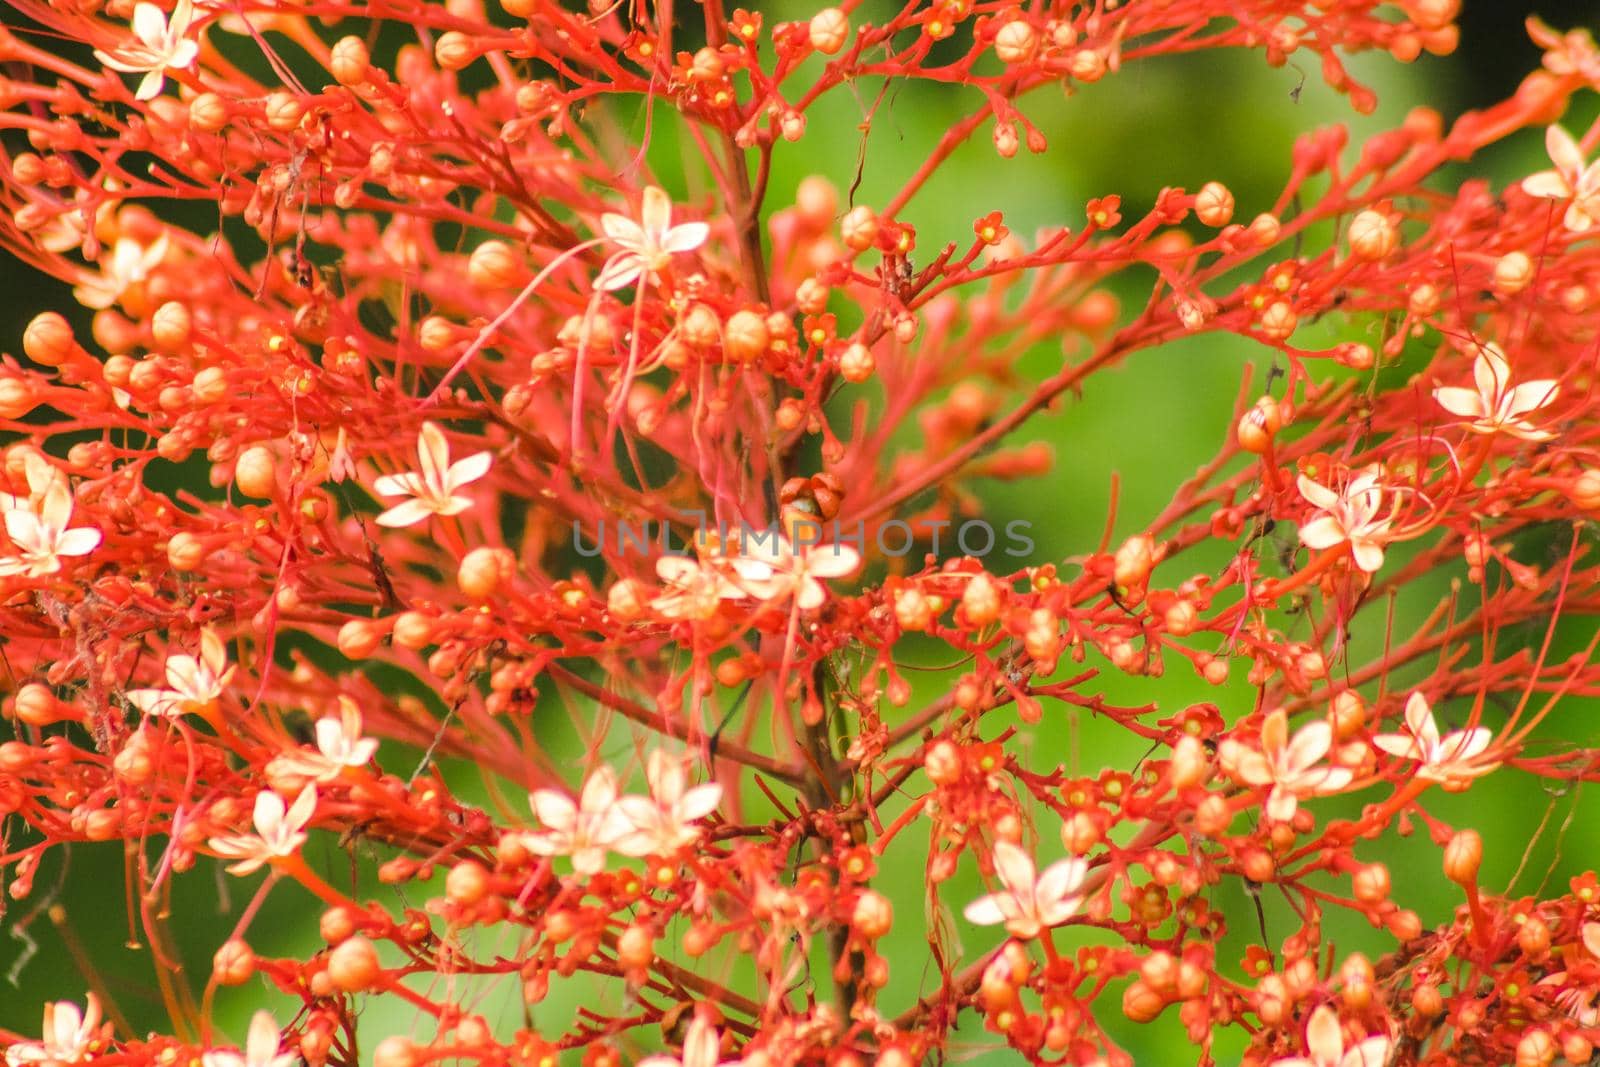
[[327, 935, 382, 992], [235, 444, 278, 498], [808, 8, 849, 54], [1194, 182, 1234, 227], [1442, 829, 1482, 885]]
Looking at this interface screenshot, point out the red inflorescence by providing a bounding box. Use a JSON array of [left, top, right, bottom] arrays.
[[1, 1, 1600, 1065]]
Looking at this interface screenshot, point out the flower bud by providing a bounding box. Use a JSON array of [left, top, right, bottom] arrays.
[[723, 309, 769, 362], [1352, 862, 1390, 902], [151, 301, 191, 350], [1114, 534, 1156, 589], [468, 240, 523, 290], [1442, 828, 1482, 885], [1493, 250, 1533, 295], [0, 377, 35, 420], [852, 890, 893, 938], [808, 8, 849, 54], [23, 312, 76, 366], [373, 1037, 417, 1067], [1122, 979, 1165, 1023], [337, 618, 384, 660], [1194, 182, 1234, 227], [331, 36, 370, 85], [458, 546, 515, 598], [12, 684, 61, 726], [617, 923, 654, 970], [839, 342, 874, 382], [446, 859, 490, 905], [1236, 395, 1282, 454], [435, 30, 476, 70], [327, 935, 382, 992], [924, 739, 961, 785], [1569, 470, 1600, 511], [840, 205, 879, 252], [264, 91, 305, 132], [994, 21, 1036, 64], [190, 92, 229, 131], [1518, 914, 1550, 957], [235, 444, 278, 498], [213, 939, 256, 985], [1347, 209, 1398, 261]]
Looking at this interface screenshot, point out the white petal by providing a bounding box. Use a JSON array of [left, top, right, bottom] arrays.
[[445, 450, 492, 489], [1403, 692, 1440, 750], [1297, 516, 1346, 550], [1547, 124, 1585, 178], [531, 789, 576, 830], [54, 527, 102, 558], [962, 892, 1008, 926], [416, 422, 451, 488], [661, 221, 709, 254], [1305, 1005, 1345, 1065], [374, 499, 432, 528], [1296, 475, 1339, 511], [131, 3, 169, 47], [990, 840, 1036, 894], [1433, 386, 1486, 420]]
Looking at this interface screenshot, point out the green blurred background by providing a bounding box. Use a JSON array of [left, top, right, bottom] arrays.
[[2, 1, 1599, 1062]]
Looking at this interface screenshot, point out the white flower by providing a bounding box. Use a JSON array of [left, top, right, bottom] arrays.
[[1432, 342, 1559, 441], [0, 475, 101, 578], [93, 0, 200, 101], [1371, 692, 1496, 785], [1296, 467, 1395, 574], [594, 186, 708, 292], [730, 535, 862, 610], [208, 785, 317, 875], [524, 767, 639, 875], [650, 555, 748, 621], [265, 697, 379, 783], [4, 995, 103, 1067], [1522, 125, 1600, 232], [963, 840, 1089, 939], [638, 1016, 741, 1067], [373, 422, 492, 528], [1271, 1004, 1392, 1067], [73, 234, 169, 309], [1230, 710, 1353, 822], [126, 628, 234, 718], [615, 751, 723, 855], [201, 1012, 297, 1067]]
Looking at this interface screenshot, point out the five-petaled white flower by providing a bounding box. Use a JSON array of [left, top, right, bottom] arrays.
[[1371, 692, 1497, 786], [208, 785, 317, 875], [126, 627, 234, 718], [4, 994, 103, 1067], [595, 186, 709, 292], [0, 471, 101, 578], [730, 535, 862, 610], [1296, 467, 1396, 574], [201, 1011, 297, 1067], [524, 767, 639, 875], [373, 422, 492, 528], [93, 0, 200, 101], [1433, 342, 1559, 441], [1522, 125, 1600, 232], [615, 751, 723, 855], [1231, 710, 1353, 822], [73, 234, 169, 309], [638, 1016, 742, 1067], [651, 555, 747, 621], [963, 840, 1089, 939], [1271, 1004, 1393, 1067], [266, 696, 379, 783]]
